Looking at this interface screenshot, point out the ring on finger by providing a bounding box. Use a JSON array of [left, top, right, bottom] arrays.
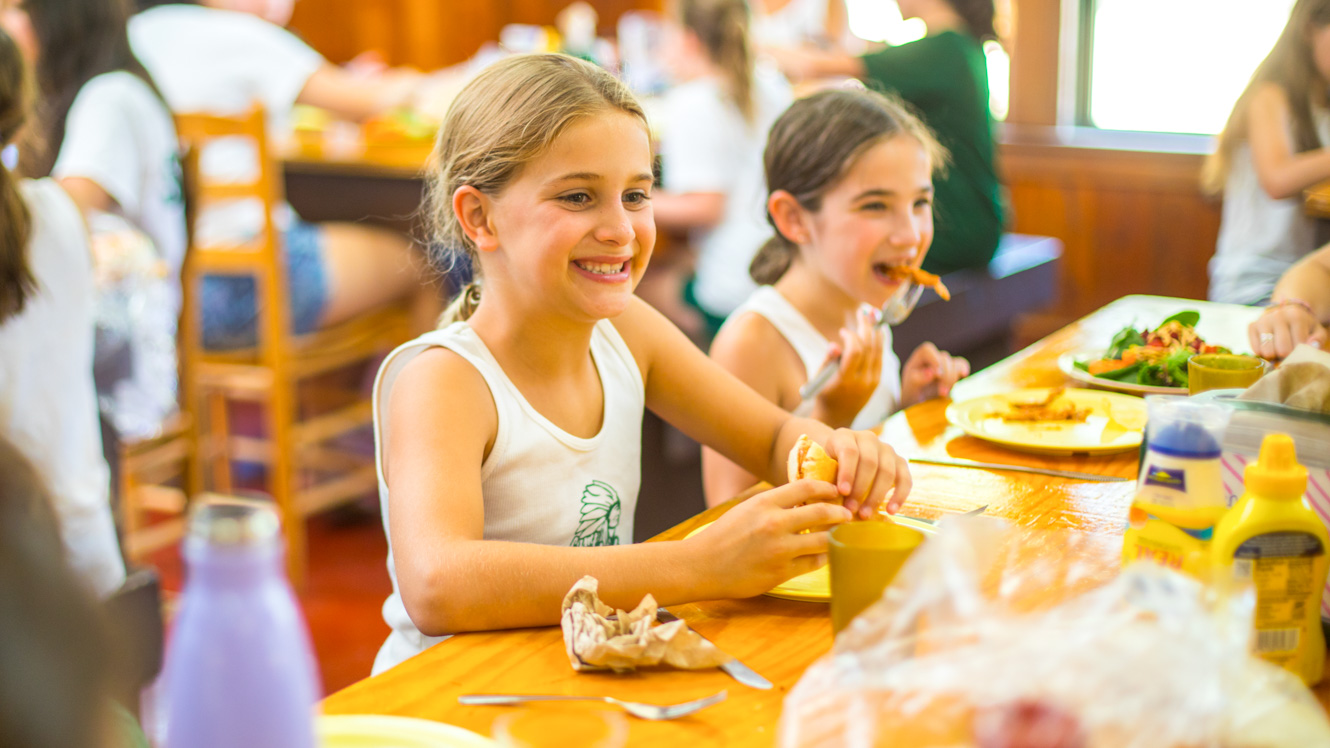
[[1258, 332, 1275, 344]]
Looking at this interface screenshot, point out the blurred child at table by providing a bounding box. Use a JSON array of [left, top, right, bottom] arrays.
[[1205, 0, 1330, 306], [764, 0, 1004, 276], [3, 0, 186, 448], [702, 89, 968, 506], [1249, 242, 1330, 359], [370, 53, 912, 674], [650, 0, 793, 337], [0, 28, 125, 598], [128, 0, 442, 347]]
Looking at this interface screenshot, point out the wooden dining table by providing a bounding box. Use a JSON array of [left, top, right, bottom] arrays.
[[320, 294, 1330, 745]]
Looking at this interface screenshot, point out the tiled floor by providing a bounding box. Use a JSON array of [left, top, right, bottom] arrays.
[[150, 506, 391, 696]]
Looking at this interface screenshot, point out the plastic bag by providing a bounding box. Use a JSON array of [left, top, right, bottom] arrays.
[[778, 517, 1330, 748]]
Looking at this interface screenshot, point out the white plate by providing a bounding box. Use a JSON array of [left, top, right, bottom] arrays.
[[1057, 351, 1185, 396], [317, 714, 496, 747], [946, 387, 1148, 455]]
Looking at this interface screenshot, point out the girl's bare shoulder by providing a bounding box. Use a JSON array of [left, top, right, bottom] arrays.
[[389, 345, 497, 434]]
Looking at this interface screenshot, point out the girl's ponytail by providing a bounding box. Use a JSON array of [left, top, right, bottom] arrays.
[[0, 30, 34, 326], [749, 233, 796, 285], [437, 280, 481, 327], [681, 0, 755, 123]]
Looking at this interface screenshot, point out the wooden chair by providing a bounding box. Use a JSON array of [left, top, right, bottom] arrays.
[[174, 108, 412, 583]]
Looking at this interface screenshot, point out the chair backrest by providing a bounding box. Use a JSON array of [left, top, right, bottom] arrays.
[[173, 108, 291, 365]]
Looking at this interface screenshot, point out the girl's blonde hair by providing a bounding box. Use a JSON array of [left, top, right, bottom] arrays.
[[428, 53, 647, 326], [678, 0, 755, 123], [750, 88, 948, 285], [1203, 0, 1330, 195], [0, 29, 35, 326]]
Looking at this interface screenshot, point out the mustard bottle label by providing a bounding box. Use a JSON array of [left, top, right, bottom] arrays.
[[1233, 532, 1325, 669]]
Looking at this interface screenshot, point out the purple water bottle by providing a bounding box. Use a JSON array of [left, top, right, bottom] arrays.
[[162, 499, 320, 748]]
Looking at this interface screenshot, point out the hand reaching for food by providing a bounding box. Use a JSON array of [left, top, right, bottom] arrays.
[[901, 342, 970, 405], [1250, 301, 1328, 361]]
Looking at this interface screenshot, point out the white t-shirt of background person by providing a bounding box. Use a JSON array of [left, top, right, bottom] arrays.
[[129, 3, 323, 136], [53, 71, 186, 278], [1210, 108, 1330, 305], [722, 285, 901, 430], [370, 320, 644, 674], [751, 0, 829, 47], [0, 179, 126, 598], [660, 65, 793, 318]]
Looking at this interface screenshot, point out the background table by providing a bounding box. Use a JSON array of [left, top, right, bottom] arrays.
[[322, 295, 1327, 745]]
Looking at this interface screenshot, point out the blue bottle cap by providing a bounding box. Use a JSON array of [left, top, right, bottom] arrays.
[[1148, 420, 1222, 459]]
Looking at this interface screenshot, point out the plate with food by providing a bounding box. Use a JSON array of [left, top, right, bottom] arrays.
[[946, 387, 1147, 455], [1057, 311, 1232, 395]]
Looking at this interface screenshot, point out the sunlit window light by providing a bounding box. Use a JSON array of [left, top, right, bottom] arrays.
[[1088, 0, 1295, 134]]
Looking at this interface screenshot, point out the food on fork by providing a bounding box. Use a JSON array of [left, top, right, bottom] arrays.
[[994, 388, 1091, 423], [788, 435, 838, 485], [887, 265, 951, 302]]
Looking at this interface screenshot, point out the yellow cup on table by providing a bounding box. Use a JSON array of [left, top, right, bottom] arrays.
[[1187, 353, 1266, 395], [829, 520, 925, 635]]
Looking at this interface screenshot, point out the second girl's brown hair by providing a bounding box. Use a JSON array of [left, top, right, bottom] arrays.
[[1203, 0, 1330, 194], [750, 88, 948, 285], [679, 0, 755, 122], [0, 29, 35, 325], [427, 53, 647, 325]]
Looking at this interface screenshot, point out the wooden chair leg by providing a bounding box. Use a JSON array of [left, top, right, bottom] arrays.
[[265, 381, 305, 586], [207, 391, 233, 495]]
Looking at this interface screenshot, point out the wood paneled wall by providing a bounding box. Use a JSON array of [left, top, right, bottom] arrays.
[[999, 139, 1221, 334], [289, 0, 660, 68]]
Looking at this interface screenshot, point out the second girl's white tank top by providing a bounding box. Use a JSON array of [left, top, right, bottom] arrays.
[[724, 286, 902, 430]]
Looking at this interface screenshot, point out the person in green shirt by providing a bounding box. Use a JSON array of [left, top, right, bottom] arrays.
[[766, 0, 1004, 274]]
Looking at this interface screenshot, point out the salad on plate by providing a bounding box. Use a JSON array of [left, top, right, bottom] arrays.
[[1074, 311, 1229, 389]]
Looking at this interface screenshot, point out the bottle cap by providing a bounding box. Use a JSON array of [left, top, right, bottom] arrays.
[[1144, 397, 1230, 458], [188, 498, 281, 546], [1244, 433, 1307, 500]]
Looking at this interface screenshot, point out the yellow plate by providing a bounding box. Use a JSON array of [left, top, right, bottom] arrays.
[[317, 714, 495, 747], [945, 387, 1147, 456], [684, 516, 936, 602]]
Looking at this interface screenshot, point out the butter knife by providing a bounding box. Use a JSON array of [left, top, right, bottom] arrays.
[[907, 455, 1129, 482], [656, 608, 773, 690]]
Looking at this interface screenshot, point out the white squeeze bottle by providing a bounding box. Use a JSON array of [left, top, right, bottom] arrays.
[[1212, 433, 1330, 686]]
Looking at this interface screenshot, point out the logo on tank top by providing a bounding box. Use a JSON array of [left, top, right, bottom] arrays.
[[570, 480, 622, 547]]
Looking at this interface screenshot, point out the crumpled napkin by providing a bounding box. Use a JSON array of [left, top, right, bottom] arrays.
[[560, 576, 731, 673], [1240, 344, 1330, 414]]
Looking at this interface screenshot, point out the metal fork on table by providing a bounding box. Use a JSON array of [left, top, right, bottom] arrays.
[[458, 690, 727, 721]]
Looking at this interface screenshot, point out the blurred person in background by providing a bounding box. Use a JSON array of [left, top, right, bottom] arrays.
[[129, 0, 443, 348], [1205, 0, 1330, 306], [0, 436, 146, 748], [762, 0, 1003, 276], [651, 0, 793, 339], [0, 26, 125, 599]]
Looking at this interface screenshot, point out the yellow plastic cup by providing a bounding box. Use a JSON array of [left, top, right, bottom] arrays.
[[1187, 353, 1266, 395], [829, 521, 925, 635]]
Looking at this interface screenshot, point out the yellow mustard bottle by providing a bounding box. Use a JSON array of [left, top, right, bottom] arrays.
[[1212, 433, 1330, 686]]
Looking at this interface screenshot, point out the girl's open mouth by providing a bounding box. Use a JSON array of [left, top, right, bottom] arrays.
[[872, 263, 906, 284]]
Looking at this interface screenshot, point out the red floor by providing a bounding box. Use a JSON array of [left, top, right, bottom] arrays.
[[150, 506, 392, 696]]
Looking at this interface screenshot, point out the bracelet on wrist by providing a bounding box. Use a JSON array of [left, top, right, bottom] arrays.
[[1265, 298, 1317, 318]]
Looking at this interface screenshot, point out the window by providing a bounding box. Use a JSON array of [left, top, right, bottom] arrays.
[[1079, 0, 1297, 134]]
